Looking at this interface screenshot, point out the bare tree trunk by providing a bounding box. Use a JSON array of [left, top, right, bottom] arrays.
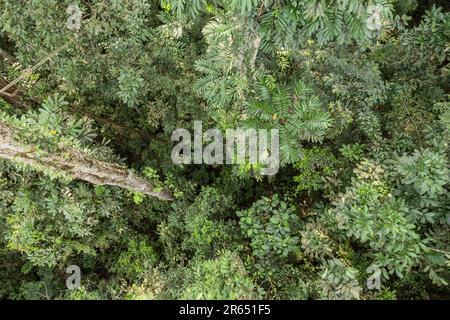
[[0, 122, 174, 201]]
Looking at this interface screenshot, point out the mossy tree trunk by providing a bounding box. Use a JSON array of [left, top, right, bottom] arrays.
[[0, 122, 174, 201]]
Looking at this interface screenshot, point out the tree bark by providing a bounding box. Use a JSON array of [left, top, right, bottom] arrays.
[[0, 122, 174, 201]]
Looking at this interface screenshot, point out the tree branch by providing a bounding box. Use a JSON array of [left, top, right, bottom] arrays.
[[0, 122, 174, 201]]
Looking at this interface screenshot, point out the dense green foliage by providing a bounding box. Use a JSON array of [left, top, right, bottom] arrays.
[[0, 0, 449, 300]]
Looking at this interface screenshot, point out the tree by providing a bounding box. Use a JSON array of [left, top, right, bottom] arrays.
[[0, 96, 173, 201], [0, 0, 449, 300]]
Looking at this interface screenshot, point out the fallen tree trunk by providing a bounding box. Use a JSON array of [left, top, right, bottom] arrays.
[[0, 122, 174, 201]]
